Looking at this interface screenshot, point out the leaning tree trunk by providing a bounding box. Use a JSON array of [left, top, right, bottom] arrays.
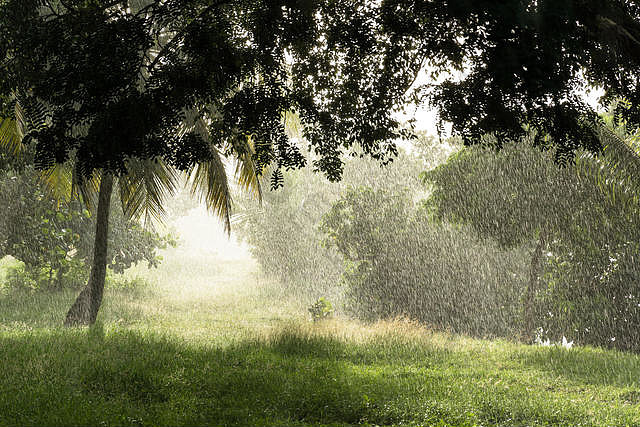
[[522, 227, 549, 341], [64, 173, 114, 327]]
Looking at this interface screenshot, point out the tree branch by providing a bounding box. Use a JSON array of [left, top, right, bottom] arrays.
[[146, 0, 232, 73], [597, 15, 640, 49], [134, 0, 162, 17]]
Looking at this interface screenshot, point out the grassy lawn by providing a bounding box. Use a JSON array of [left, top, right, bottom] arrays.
[[1, 247, 640, 427]]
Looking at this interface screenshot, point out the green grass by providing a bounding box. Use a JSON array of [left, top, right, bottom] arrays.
[[1, 247, 640, 427]]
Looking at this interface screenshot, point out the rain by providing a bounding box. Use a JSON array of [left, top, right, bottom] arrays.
[[1, 1, 640, 426]]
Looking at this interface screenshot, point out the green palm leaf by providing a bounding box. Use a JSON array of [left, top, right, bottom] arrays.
[[189, 148, 232, 233], [233, 135, 263, 203], [574, 111, 640, 211], [181, 108, 263, 233], [118, 158, 179, 225], [40, 162, 74, 202], [0, 100, 25, 156]]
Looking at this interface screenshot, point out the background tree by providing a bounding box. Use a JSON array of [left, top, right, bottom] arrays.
[[381, 0, 640, 156], [425, 119, 640, 349], [424, 137, 582, 338], [234, 135, 435, 305], [320, 185, 528, 337]]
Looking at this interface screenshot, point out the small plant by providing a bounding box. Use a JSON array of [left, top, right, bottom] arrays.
[[308, 297, 333, 322]]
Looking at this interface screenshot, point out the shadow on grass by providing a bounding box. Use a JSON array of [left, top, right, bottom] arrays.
[[0, 326, 447, 427], [2, 325, 637, 427], [0, 286, 154, 330]]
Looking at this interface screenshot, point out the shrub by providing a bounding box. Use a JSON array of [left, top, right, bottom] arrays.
[[308, 297, 334, 322], [0, 166, 174, 291], [538, 224, 640, 351], [234, 139, 431, 302], [321, 186, 529, 338]]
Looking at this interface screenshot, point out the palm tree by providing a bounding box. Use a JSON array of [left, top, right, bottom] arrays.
[[574, 101, 640, 211], [1, 103, 263, 326], [1, 0, 266, 327]]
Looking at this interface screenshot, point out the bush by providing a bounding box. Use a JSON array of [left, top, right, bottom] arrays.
[[308, 297, 334, 322], [0, 166, 174, 291], [321, 186, 529, 338], [538, 220, 640, 352], [234, 138, 432, 302]]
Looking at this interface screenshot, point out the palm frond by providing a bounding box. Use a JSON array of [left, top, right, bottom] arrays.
[[233, 134, 263, 203], [1, 94, 51, 158], [118, 158, 179, 225], [178, 107, 264, 233], [39, 162, 74, 202], [599, 124, 640, 176], [0, 100, 25, 156], [574, 122, 640, 210], [189, 148, 232, 234]]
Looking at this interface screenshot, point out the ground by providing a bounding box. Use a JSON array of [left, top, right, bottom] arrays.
[[0, 209, 639, 426]]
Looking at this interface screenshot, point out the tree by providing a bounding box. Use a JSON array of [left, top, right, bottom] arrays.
[[0, 1, 415, 325], [425, 139, 590, 339], [6, 2, 640, 174], [0, 1, 410, 181], [380, 0, 640, 157], [320, 185, 527, 337], [425, 121, 640, 347], [0, 165, 173, 291]]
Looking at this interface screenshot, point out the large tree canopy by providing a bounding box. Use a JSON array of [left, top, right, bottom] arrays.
[[3, 1, 640, 184], [382, 0, 640, 158], [0, 0, 416, 187]]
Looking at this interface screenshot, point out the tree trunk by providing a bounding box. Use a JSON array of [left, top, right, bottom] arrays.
[[63, 173, 113, 327], [523, 227, 548, 341]]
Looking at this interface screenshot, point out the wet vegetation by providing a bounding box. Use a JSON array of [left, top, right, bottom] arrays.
[[3, 1, 640, 426], [0, 164, 175, 292], [2, 245, 640, 427], [4, 113, 640, 425], [238, 112, 640, 353], [2, 116, 640, 426]]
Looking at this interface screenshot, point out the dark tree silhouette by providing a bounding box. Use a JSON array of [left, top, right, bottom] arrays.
[[0, 0, 412, 325], [381, 0, 640, 157]]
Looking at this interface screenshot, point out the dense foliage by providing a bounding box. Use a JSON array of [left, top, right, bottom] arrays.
[[383, 0, 640, 159], [0, 0, 417, 186], [0, 166, 173, 291], [4, 1, 640, 181], [235, 134, 440, 303], [243, 122, 640, 350], [426, 138, 640, 351], [238, 135, 529, 338], [321, 186, 528, 338]]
